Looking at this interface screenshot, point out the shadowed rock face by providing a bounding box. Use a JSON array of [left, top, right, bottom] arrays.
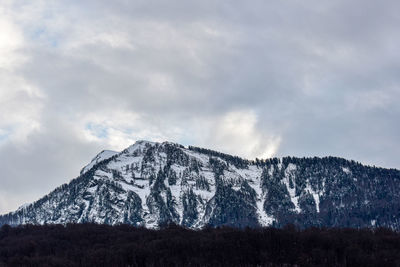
[[1, 140, 400, 229]]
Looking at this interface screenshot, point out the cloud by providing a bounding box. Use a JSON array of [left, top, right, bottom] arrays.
[[0, 5, 44, 145], [0, 0, 400, 213], [195, 110, 281, 159]]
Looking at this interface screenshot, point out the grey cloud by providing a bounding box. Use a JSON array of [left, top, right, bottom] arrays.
[[0, 117, 103, 213], [0, 0, 400, 213]]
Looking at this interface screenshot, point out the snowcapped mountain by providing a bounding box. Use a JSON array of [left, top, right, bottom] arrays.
[[1, 140, 400, 229]]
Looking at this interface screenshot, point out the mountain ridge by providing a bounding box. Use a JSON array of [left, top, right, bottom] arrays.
[[1, 140, 400, 229]]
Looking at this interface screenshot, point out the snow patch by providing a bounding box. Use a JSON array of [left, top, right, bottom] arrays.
[[342, 167, 351, 174], [81, 150, 118, 174], [283, 164, 300, 213], [304, 182, 322, 213]]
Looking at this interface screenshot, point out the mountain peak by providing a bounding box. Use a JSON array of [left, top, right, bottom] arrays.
[[80, 149, 118, 175], [122, 140, 158, 154], [2, 141, 400, 230]]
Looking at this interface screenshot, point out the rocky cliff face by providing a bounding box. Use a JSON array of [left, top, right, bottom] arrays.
[[1, 140, 400, 229]]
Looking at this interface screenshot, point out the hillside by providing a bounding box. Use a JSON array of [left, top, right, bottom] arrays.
[[1, 140, 400, 229]]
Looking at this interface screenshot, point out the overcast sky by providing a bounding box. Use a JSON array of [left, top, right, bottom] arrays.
[[0, 0, 399, 214]]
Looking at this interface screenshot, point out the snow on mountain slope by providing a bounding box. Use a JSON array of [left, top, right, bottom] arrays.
[[1, 140, 400, 229], [80, 150, 119, 175]]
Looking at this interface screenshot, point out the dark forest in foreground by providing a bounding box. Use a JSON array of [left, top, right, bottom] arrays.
[[1, 224, 400, 266]]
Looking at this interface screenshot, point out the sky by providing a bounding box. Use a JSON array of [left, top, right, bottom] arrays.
[[0, 0, 399, 214]]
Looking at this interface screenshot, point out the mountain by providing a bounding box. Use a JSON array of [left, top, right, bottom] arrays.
[[1, 140, 400, 229]]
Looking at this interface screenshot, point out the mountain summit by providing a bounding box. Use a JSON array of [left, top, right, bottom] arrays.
[[1, 140, 400, 229]]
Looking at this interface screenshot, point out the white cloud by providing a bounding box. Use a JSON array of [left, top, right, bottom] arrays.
[[80, 109, 281, 160], [0, 9, 25, 69], [196, 110, 281, 159], [0, 5, 45, 145], [79, 110, 184, 151]]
